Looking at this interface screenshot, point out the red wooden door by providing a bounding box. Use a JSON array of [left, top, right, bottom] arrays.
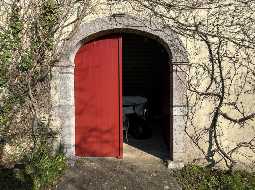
[[74, 36, 123, 158]]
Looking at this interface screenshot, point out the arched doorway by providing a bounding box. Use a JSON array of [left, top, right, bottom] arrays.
[[74, 33, 171, 159], [54, 15, 188, 164]]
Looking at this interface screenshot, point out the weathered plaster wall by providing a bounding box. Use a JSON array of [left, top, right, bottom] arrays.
[[0, 0, 253, 170], [183, 37, 255, 170], [51, 0, 255, 170]]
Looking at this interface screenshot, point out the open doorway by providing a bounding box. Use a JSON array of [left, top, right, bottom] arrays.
[[74, 32, 172, 159], [122, 33, 172, 160]]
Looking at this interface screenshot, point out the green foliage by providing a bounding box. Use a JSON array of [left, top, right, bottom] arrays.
[[176, 165, 255, 190], [40, 0, 59, 30], [0, 94, 25, 127], [0, 31, 13, 87], [0, 3, 23, 87], [38, 0, 59, 51], [0, 145, 67, 190], [0, 1, 65, 189], [25, 145, 67, 190], [0, 0, 60, 133], [18, 51, 33, 72], [0, 32, 13, 63], [9, 3, 23, 43], [0, 0, 59, 87]]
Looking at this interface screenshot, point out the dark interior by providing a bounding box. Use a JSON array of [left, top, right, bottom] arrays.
[[122, 33, 171, 159]]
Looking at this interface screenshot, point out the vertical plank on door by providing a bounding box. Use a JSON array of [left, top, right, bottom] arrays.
[[74, 36, 123, 158]]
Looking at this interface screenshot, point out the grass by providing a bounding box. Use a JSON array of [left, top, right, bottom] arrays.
[[175, 165, 255, 190], [0, 145, 67, 190]]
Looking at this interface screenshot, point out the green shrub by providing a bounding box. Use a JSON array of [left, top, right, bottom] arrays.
[[25, 145, 67, 190], [0, 144, 67, 190], [175, 165, 255, 190]]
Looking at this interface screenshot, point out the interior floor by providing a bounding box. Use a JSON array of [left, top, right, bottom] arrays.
[[122, 33, 171, 160], [124, 120, 169, 160]]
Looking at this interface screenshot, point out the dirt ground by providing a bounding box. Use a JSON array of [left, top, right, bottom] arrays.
[[55, 131, 182, 190], [55, 154, 182, 190]]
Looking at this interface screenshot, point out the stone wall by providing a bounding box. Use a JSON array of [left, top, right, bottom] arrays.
[[52, 14, 189, 165], [51, 0, 255, 170]]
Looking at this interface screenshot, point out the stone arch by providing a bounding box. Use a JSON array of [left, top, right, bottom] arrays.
[[52, 14, 188, 164]]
